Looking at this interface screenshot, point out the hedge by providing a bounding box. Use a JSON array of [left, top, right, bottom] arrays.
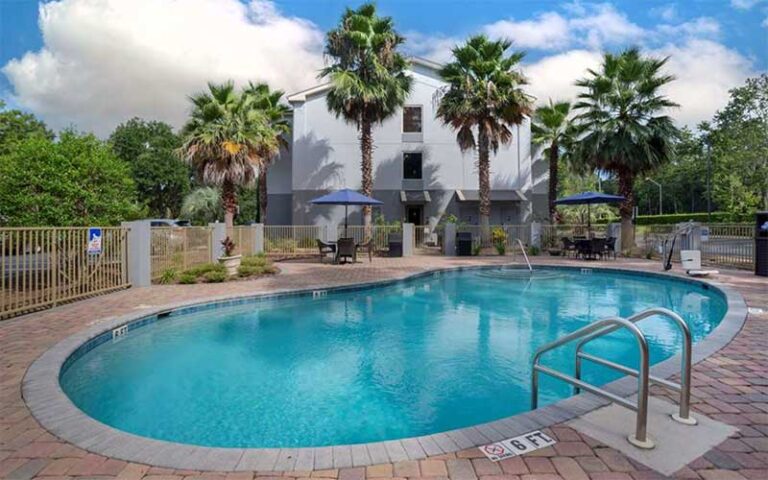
[[634, 212, 754, 225]]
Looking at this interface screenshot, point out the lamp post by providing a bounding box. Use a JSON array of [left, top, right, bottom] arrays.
[[646, 177, 662, 215]]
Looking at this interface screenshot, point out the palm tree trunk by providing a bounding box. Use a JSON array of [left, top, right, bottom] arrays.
[[360, 119, 373, 236], [548, 141, 559, 223], [221, 180, 237, 229], [617, 170, 635, 252], [478, 129, 491, 245], [258, 168, 268, 224]]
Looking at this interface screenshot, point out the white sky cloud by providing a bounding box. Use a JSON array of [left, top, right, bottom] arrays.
[[2, 0, 323, 136], [730, 0, 763, 9], [1, 0, 761, 134], [483, 13, 571, 50]]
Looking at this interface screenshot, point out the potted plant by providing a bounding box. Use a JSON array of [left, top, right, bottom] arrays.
[[491, 227, 507, 256], [545, 236, 562, 256], [218, 236, 241, 276]]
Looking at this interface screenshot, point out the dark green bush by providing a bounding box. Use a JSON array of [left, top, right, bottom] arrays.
[[203, 270, 227, 283], [178, 273, 197, 284], [635, 212, 753, 225], [158, 268, 177, 284]]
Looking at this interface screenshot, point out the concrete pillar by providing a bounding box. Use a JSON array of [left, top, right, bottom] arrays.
[[608, 223, 622, 255], [121, 220, 151, 287], [402, 223, 414, 257], [676, 222, 701, 251], [443, 223, 456, 256], [253, 223, 264, 254], [209, 223, 227, 261], [530, 221, 542, 248]]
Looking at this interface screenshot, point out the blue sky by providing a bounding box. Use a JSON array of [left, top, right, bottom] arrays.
[[0, 0, 765, 135]]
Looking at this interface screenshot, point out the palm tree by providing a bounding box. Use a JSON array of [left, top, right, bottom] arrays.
[[437, 35, 532, 239], [320, 2, 412, 231], [179, 82, 276, 228], [532, 99, 574, 223], [572, 47, 680, 250], [243, 82, 291, 224]]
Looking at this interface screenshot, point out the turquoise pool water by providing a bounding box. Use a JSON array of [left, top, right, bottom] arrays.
[[60, 267, 727, 448]]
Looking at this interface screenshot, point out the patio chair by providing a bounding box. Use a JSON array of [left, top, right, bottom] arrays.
[[561, 237, 576, 257], [316, 239, 336, 264], [590, 238, 606, 260], [336, 237, 356, 264], [604, 237, 617, 259], [356, 239, 373, 263]]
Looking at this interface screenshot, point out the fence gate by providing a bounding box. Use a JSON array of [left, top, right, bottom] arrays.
[[1, 227, 130, 319]]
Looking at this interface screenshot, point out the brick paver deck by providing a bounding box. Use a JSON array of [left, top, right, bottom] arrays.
[[1, 256, 767, 480]]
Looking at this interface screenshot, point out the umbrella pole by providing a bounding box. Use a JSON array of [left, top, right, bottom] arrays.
[[344, 204, 348, 237], [588, 204, 592, 238]]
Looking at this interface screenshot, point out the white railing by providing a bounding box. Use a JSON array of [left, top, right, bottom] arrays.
[[150, 226, 213, 280], [1, 227, 129, 318], [265, 225, 326, 256], [701, 224, 753, 269], [337, 225, 402, 252]]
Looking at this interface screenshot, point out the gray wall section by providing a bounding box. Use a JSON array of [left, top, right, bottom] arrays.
[[291, 189, 528, 227], [265, 194, 293, 225]]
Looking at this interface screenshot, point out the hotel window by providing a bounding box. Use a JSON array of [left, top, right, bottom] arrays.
[[403, 152, 422, 179], [403, 106, 422, 133]]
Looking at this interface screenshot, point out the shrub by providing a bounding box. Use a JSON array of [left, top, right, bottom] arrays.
[[527, 245, 540, 256], [184, 263, 223, 277], [491, 227, 507, 255], [178, 273, 197, 284], [635, 211, 753, 225], [203, 270, 227, 283], [241, 254, 268, 268], [220, 236, 237, 257], [472, 244, 482, 256], [158, 268, 177, 284]]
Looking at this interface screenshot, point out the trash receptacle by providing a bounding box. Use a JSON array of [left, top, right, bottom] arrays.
[[456, 231, 473, 256], [756, 211, 768, 277], [388, 232, 403, 257]]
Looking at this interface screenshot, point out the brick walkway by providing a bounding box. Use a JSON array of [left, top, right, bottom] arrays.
[[1, 256, 767, 480]]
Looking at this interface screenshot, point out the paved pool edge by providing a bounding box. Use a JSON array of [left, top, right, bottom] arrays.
[[22, 264, 749, 472]]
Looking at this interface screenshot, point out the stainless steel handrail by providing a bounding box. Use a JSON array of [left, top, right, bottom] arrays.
[[531, 316, 654, 449], [514, 238, 532, 272], [573, 307, 695, 425]]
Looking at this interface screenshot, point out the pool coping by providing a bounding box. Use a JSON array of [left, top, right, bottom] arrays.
[[22, 263, 749, 472]]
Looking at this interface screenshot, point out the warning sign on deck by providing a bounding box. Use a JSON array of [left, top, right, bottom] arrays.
[[479, 430, 557, 462]]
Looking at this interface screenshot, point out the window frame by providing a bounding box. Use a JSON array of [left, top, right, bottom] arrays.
[[402, 105, 423, 134], [402, 152, 423, 180]]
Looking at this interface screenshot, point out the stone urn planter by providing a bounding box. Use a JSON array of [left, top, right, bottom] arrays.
[[218, 254, 242, 276], [218, 236, 241, 277], [548, 248, 562, 256]]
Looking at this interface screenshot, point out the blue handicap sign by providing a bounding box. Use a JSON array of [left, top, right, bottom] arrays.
[[87, 227, 103, 255]]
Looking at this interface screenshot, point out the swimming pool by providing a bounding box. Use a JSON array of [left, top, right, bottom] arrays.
[[59, 266, 727, 449]]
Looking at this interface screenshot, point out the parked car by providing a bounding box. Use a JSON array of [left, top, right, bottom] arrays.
[[149, 219, 190, 227]]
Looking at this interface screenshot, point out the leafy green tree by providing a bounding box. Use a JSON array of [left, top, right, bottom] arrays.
[[437, 35, 532, 237], [572, 48, 680, 249], [0, 100, 53, 155], [707, 74, 768, 212], [634, 128, 709, 215], [180, 187, 222, 225], [242, 83, 290, 224], [0, 131, 141, 226], [109, 118, 191, 218], [532, 99, 574, 223], [180, 81, 276, 228], [321, 3, 412, 230]]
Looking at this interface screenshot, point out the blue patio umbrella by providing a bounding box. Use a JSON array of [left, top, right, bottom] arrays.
[[310, 189, 383, 236], [554, 191, 625, 231]]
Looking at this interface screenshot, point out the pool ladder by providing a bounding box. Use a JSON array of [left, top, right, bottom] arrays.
[[530, 307, 696, 450], [513, 238, 532, 272]]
